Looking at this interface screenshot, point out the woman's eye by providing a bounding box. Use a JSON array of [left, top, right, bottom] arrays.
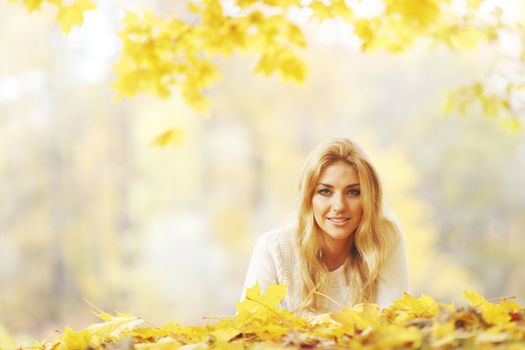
[[318, 188, 331, 196], [348, 189, 361, 196]]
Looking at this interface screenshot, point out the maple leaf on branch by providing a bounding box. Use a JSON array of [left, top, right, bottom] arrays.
[[9, 0, 525, 129], [10, 0, 96, 32]]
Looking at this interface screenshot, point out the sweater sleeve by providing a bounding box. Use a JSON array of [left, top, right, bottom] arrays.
[[375, 231, 410, 308], [240, 233, 279, 301]]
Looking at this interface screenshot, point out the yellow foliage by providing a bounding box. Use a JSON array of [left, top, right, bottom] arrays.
[[385, 0, 442, 30], [444, 81, 522, 130], [255, 48, 306, 82], [236, 283, 287, 315], [42, 286, 525, 350], [432, 320, 455, 339], [49, 312, 147, 350], [10, 0, 95, 32], [310, 0, 353, 22], [106, 0, 496, 113], [111, 3, 306, 113], [236, 0, 259, 9], [464, 290, 522, 326], [8, 0, 60, 12], [389, 293, 443, 322], [331, 303, 384, 334], [56, 0, 95, 33], [12, 0, 514, 123], [258, 0, 302, 7]]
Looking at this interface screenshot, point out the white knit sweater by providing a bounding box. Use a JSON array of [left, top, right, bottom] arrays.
[[241, 223, 410, 314]]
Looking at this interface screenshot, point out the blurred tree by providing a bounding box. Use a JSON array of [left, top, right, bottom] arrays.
[[10, 0, 525, 128], [0, 2, 145, 335], [371, 146, 480, 301]]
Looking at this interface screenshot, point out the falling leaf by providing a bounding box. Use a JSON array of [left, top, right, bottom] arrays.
[[151, 129, 185, 148]]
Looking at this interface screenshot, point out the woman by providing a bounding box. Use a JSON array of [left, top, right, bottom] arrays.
[[241, 138, 409, 314]]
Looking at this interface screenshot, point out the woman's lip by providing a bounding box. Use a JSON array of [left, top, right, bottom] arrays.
[[327, 217, 350, 225]]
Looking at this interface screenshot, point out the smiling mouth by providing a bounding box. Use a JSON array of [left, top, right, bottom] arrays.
[[327, 217, 350, 224]]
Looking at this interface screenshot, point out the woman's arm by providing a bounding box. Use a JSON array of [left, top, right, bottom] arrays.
[[240, 233, 279, 300], [375, 231, 410, 308]]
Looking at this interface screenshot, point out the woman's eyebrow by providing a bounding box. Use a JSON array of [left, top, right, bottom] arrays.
[[317, 183, 360, 187]]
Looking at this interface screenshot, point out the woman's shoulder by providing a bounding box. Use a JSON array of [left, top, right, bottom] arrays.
[[255, 222, 297, 255], [254, 222, 299, 282]]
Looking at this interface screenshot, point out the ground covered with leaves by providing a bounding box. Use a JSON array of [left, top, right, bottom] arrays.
[[40, 285, 525, 349]]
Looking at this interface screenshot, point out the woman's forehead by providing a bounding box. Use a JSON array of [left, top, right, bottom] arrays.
[[318, 161, 359, 184]]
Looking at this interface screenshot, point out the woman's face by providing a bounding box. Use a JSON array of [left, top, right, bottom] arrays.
[[312, 161, 363, 247]]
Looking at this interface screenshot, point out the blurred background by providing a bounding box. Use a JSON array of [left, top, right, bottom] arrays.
[[1, 0, 525, 346]]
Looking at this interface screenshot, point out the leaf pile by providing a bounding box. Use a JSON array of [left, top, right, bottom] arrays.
[[43, 286, 525, 349]]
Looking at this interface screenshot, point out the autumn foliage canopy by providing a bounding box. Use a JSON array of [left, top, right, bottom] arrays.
[[9, 0, 525, 130]]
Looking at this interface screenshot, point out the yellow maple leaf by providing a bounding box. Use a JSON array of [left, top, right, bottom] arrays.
[[236, 283, 287, 316], [481, 303, 512, 325], [331, 303, 383, 334], [187, 1, 200, 14], [255, 48, 306, 83], [236, 0, 258, 9], [211, 326, 241, 342], [353, 19, 375, 50], [87, 316, 146, 339], [310, 0, 353, 22], [51, 327, 91, 350], [464, 290, 487, 308], [309, 1, 332, 21], [151, 129, 185, 148], [390, 293, 441, 322], [464, 290, 522, 326], [263, 0, 301, 7], [373, 324, 424, 349], [21, 0, 44, 11], [10, 0, 61, 12], [278, 50, 307, 82], [432, 320, 455, 339], [133, 321, 180, 340], [55, 0, 96, 33], [500, 299, 521, 312], [386, 0, 441, 30], [95, 311, 115, 322], [233, 298, 308, 340], [181, 85, 211, 116], [332, 0, 353, 21]]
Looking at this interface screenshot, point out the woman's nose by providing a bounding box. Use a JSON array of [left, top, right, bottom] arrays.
[[331, 193, 346, 212]]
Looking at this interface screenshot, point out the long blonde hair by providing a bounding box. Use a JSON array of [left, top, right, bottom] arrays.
[[295, 138, 400, 312]]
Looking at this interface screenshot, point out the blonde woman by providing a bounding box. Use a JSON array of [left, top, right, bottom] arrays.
[[241, 138, 409, 314]]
